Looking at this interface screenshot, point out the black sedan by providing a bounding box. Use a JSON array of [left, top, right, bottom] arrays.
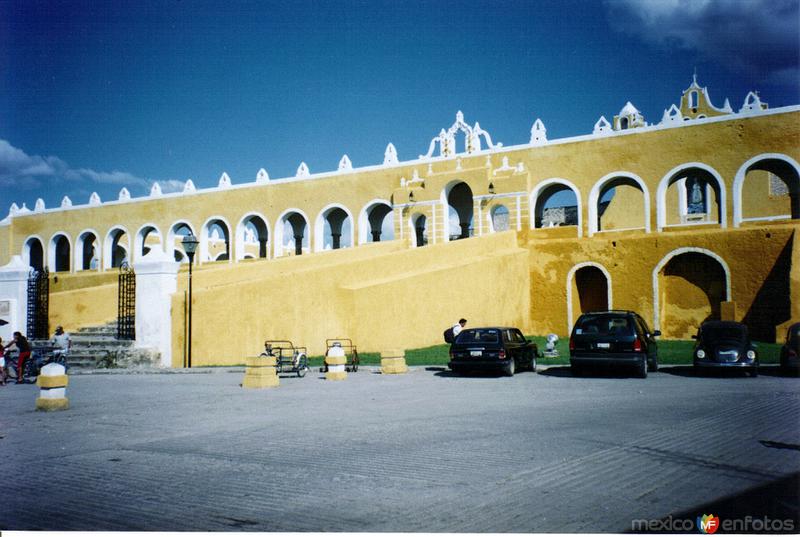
[[779, 322, 800, 375], [569, 310, 659, 378], [448, 327, 538, 376], [693, 321, 758, 376]]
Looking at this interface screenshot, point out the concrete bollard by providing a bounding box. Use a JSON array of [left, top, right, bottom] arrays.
[[242, 354, 280, 389], [381, 349, 408, 374], [36, 362, 70, 411], [325, 345, 347, 381]]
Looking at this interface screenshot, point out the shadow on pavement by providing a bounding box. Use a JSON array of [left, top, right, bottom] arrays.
[[538, 366, 643, 379], [630, 472, 800, 533], [660, 365, 796, 378]]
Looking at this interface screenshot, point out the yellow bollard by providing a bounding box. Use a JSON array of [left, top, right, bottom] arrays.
[[36, 363, 70, 411], [242, 354, 280, 389], [381, 349, 408, 374], [325, 345, 347, 381]]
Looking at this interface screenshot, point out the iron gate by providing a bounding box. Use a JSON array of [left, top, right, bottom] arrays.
[[26, 267, 49, 339], [117, 262, 135, 340]]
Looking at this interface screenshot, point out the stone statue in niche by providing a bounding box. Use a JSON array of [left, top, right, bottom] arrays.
[[687, 178, 706, 214]]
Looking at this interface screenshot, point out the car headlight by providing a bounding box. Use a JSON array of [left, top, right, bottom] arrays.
[[696, 349, 706, 359], [746, 350, 756, 360]]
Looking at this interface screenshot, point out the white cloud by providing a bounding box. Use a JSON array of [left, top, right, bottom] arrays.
[[0, 139, 150, 191], [605, 0, 800, 84]]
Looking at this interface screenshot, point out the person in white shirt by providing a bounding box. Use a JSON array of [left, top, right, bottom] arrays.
[[51, 325, 71, 361], [453, 318, 467, 337]]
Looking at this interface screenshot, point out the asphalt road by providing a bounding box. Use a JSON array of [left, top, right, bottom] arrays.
[[1, 365, 798, 532]]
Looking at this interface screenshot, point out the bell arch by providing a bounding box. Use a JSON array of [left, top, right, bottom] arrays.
[[566, 262, 612, 333], [200, 216, 232, 263], [733, 153, 800, 227], [441, 181, 474, 241], [50, 233, 72, 273], [104, 227, 130, 269], [23, 236, 45, 271], [314, 204, 354, 251], [75, 229, 99, 271], [235, 213, 270, 261], [657, 163, 726, 231], [588, 172, 650, 236], [358, 199, 394, 244], [530, 178, 583, 237], [652, 248, 731, 338], [275, 209, 310, 257]]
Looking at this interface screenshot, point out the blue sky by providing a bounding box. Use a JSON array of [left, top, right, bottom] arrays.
[[1, 0, 798, 211]]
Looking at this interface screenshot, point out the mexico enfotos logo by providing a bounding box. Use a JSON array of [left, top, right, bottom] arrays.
[[631, 513, 795, 533]]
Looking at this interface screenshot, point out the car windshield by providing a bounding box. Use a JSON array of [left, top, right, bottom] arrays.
[[456, 329, 500, 344], [701, 323, 746, 341], [574, 315, 634, 337]]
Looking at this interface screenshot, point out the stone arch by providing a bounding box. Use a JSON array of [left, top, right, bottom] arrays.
[[530, 178, 583, 237], [104, 227, 130, 269], [75, 229, 100, 271], [275, 209, 310, 257], [657, 163, 727, 231], [314, 203, 354, 251], [168, 221, 196, 263], [733, 153, 800, 227], [49, 232, 72, 273], [200, 216, 232, 263], [488, 203, 510, 232], [652, 247, 731, 338], [135, 224, 163, 260], [23, 236, 45, 271], [566, 262, 612, 333], [588, 172, 651, 236], [410, 212, 428, 247], [358, 199, 394, 244], [235, 212, 270, 261], [441, 181, 474, 241]]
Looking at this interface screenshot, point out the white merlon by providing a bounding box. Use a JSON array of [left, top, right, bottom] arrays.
[[218, 172, 232, 188], [61, 196, 72, 208], [183, 179, 196, 193], [384, 143, 399, 165], [8, 203, 18, 218], [89, 192, 101, 206], [150, 182, 163, 197], [256, 168, 269, 183], [661, 105, 683, 125], [530, 118, 547, 145], [338, 154, 353, 171], [17, 203, 30, 215], [296, 162, 310, 177], [34, 198, 45, 212], [593, 116, 612, 135], [118, 188, 131, 201]]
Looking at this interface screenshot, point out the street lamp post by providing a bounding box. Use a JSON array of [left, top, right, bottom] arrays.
[[181, 234, 199, 368]]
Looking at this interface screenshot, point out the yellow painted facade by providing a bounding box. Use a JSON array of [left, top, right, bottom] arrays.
[[2, 81, 798, 366]]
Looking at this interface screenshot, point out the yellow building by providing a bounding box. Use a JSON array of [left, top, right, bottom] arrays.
[[0, 77, 797, 367]]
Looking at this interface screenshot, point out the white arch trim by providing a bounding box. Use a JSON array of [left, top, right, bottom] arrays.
[[314, 203, 355, 252], [167, 220, 197, 264], [103, 226, 130, 270], [656, 162, 727, 232], [134, 223, 164, 261], [74, 228, 100, 272], [529, 178, 584, 238], [235, 212, 272, 261], [357, 198, 393, 245], [199, 215, 233, 264], [274, 208, 311, 258], [22, 235, 45, 269], [49, 231, 73, 273], [566, 262, 613, 334], [733, 153, 800, 227], [651, 247, 731, 332], [588, 172, 651, 236]]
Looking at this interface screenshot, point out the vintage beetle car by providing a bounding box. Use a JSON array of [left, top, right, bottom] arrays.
[[692, 320, 759, 377], [779, 322, 800, 375], [448, 327, 539, 376], [569, 310, 660, 378]]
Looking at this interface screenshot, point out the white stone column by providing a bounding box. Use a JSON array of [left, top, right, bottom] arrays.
[[134, 249, 179, 368], [0, 256, 32, 342]]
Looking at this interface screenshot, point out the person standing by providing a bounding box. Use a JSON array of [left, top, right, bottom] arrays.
[[453, 318, 467, 338], [6, 331, 31, 384]]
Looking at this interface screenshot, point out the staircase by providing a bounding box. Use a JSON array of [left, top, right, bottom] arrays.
[[33, 322, 160, 371]]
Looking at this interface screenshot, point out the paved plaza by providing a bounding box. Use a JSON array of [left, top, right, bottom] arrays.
[[1, 365, 799, 532]]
